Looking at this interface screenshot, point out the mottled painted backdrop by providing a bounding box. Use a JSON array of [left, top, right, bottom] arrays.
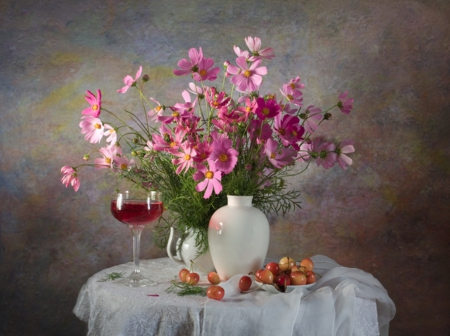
[[1, 0, 449, 335]]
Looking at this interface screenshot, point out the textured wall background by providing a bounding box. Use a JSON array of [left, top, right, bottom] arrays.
[[1, 0, 449, 335]]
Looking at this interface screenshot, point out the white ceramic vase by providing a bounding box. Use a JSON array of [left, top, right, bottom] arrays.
[[208, 195, 270, 280], [166, 227, 215, 273]]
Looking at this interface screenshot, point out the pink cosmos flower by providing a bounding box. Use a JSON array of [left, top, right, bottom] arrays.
[[115, 155, 135, 171], [103, 124, 117, 147], [227, 56, 267, 93], [82, 90, 102, 117], [265, 138, 293, 168], [192, 57, 220, 82], [245, 36, 275, 61], [61, 166, 80, 192], [152, 125, 185, 153], [147, 98, 165, 121], [280, 84, 303, 106], [233, 45, 250, 59], [94, 147, 114, 169], [117, 66, 142, 94], [193, 140, 213, 163], [336, 139, 355, 170], [205, 87, 230, 109], [255, 98, 280, 120], [172, 142, 197, 174], [316, 141, 337, 169], [337, 91, 354, 115], [281, 103, 298, 116], [188, 82, 204, 97], [173, 47, 204, 76], [286, 76, 305, 90], [297, 141, 312, 162], [218, 107, 247, 124], [79, 116, 104, 143], [193, 160, 223, 199], [274, 114, 302, 147], [209, 138, 238, 174], [211, 118, 237, 133]]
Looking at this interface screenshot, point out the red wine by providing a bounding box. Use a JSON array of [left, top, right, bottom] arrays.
[[111, 200, 163, 225]]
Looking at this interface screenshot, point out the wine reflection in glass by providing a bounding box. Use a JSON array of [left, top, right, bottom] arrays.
[[111, 190, 163, 287]]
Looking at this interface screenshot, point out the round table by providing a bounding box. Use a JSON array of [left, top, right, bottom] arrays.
[[73, 256, 395, 336]]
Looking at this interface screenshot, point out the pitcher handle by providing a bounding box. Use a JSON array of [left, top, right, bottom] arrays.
[[166, 227, 184, 265]]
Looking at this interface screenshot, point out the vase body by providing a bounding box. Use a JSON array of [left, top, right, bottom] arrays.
[[166, 227, 215, 273], [208, 195, 270, 280]]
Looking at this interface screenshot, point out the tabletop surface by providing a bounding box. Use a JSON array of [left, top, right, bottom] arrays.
[[73, 256, 395, 336]]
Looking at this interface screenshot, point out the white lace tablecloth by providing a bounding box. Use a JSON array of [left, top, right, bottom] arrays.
[[73, 256, 395, 336]]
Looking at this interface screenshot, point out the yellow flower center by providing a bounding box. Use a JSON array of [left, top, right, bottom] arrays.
[[120, 163, 127, 170], [287, 94, 293, 101], [94, 123, 102, 129], [278, 128, 285, 135], [246, 107, 251, 113], [92, 104, 98, 110], [289, 83, 296, 89], [105, 157, 112, 164], [205, 171, 214, 179], [270, 152, 276, 159], [170, 141, 177, 148], [266, 94, 274, 99], [201, 153, 207, 159], [219, 153, 228, 162], [172, 111, 179, 117], [199, 69, 207, 77], [184, 154, 191, 160], [156, 106, 162, 111], [262, 107, 270, 115], [244, 70, 251, 78]]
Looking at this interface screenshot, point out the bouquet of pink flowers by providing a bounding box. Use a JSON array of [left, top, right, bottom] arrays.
[[61, 36, 355, 251]]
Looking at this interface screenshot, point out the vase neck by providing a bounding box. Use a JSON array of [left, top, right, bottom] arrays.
[[227, 195, 253, 207]]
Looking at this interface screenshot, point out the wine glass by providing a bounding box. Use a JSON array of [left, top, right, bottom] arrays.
[[111, 189, 163, 287]]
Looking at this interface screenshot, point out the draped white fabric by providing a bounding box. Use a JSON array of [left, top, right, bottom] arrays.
[[73, 256, 395, 336]]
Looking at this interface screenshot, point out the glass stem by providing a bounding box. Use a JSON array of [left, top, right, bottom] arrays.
[[130, 225, 144, 274]]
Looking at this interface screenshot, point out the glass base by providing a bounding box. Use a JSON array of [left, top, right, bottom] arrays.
[[116, 272, 157, 287]]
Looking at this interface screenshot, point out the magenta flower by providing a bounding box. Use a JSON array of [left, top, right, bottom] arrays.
[[172, 142, 197, 174], [94, 147, 114, 169], [82, 90, 102, 117], [336, 139, 355, 170], [248, 119, 272, 143], [193, 160, 223, 199], [209, 138, 238, 174], [173, 47, 203, 76], [255, 97, 280, 120], [79, 116, 104, 143], [61, 166, 80, 192], [152, 125, 185, 153], [245, 36, 275, 61], [274, 114, 302, 147], [117, 66, 142, 94], [227, 56, 267, 93], [337, 91, 354, 115], [192, 57, 220, 82], [193, 140, 213, 163]]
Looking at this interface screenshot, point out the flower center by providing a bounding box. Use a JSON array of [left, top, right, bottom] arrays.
[[278, 128, 285, 135], [212, 101, 219, 107], [287, 94, 293, 101], [201, 153, 207, 159], [219, 153, 228, 162], [184, 154, 191, 160], [262, 107, 270, 115], [289, 83, 296, 89], [243, 70, 251, 78], [270, 152, 276, 159], [170, 141, 177, 148], [92, 104, 98, 111], [205, 171, 214, 179], [120, 163, 127, 170], [105, 157, 112, 164], [94, 123, 102, 129], [172, 111, 179, 117], [246, 106, 251, 113], [199, 69, 207, 77], [156, 106, 162, 111]]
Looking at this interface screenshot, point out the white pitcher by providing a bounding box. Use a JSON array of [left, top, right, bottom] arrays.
[[166, 227, 215, 273]]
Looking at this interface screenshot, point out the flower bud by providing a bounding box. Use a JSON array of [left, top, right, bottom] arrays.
[[142, 74, 150, 82], [323, 112, 332, 120], [83, 154, 90, 161], [131, 151, 138, 157]]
